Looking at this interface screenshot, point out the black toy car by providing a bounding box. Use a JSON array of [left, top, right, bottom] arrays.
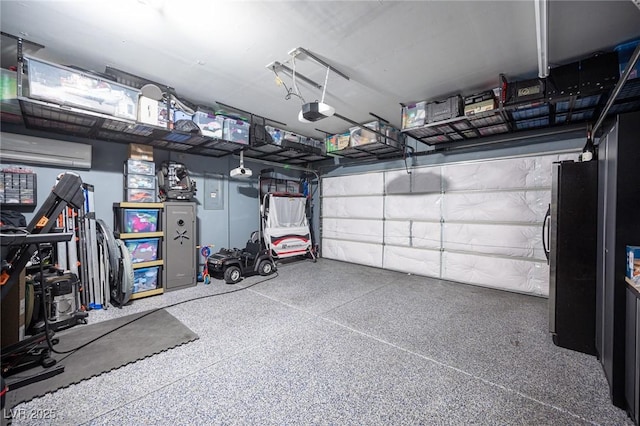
[[206, 240, 276, 284]]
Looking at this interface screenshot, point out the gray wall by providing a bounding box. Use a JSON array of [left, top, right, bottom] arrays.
[[1, 127, 587, 267], [0, 129, 310, 267]]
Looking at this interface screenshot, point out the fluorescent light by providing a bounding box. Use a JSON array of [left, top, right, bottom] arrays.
[[534, 0, 549, 78]]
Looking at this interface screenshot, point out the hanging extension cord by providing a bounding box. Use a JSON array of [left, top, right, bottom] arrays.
[[272, 67, 305, 103], [41, 272, 279, 358]]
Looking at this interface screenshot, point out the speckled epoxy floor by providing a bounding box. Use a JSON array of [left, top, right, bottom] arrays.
[[7, 259, 633, 425]]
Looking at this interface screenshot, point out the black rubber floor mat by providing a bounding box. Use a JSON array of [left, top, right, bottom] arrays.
[[4, 308, 199, 407]]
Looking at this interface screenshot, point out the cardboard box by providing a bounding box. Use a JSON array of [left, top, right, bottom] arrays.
[[627, 246, 640, 284], [138, 96, 170, 128], [1, 269, 26, 348], [128, 144, 154, 161]]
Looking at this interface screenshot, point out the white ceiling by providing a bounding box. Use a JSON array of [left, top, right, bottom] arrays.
[[1, 0, 639, 141]]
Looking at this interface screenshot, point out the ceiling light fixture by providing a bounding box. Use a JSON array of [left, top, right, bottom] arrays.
[[534, 0, 549, 78]]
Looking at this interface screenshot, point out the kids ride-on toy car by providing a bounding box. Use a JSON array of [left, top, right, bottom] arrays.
[[206, 239, 276, 284]]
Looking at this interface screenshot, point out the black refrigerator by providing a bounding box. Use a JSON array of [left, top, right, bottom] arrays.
[[545, 159, 598, 355]]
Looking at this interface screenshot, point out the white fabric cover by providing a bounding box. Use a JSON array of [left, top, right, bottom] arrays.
[[383, 246, 441, 277], [411, 166, 442, 193], [410, 222, 442, 249], [384, 220, 412, 246], [384, 220, 441, 249], [443, 223, 544, 260], [323, 218, 383, 244], [321, 152, 574, 296], [322, 196, 384, 219], [443, 158, 545, 190], [322, 239, 382, 268], [323, 173, 384, 196], [385, 169, 412, 194], [263, 195, 311, 258], [442, 251, 549, 296], [269, 195, 307, 227], [385, 194, 442, 220], [442, 191, 549, 223]]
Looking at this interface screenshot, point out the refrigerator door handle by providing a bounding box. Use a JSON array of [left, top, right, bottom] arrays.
[[542, 204, 551, 264]]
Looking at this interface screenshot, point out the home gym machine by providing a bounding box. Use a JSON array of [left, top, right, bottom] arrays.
[[1, 172, 86, 393]]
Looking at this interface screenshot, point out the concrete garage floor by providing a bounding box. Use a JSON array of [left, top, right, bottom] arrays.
[[9, 259, 632, 425]]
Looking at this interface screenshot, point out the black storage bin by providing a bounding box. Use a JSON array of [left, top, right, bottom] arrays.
[[547, 61, 580, 100], [427, 95, 463, 123], [504, 78, 546, 105], [580, 51, 619, 94]]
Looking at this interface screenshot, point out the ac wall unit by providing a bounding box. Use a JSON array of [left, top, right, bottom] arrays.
[[0, 133, 92, 169]]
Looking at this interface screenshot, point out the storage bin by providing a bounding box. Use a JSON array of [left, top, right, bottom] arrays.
[[126, 188, 155, 203], [615, 39, 640, 80], [223, 117, 250, 144], [193, 110, 224, 138], [127, 174, 155, 189], [427, 95, 463, 123], [133, 266, 160, 293], [349, 121, 401, 148], [1, 68, 17, 101], [282, 131, 301, 144], [299, 137, 324, 150], [401, 101, 426, 129], [173, 109, 193, 122], [580, 51, 619, 93], [326, 133, 350, 153], [546, 61, 580, 99], [126, 159, 155, 176], [627, 246, 640, 284], [122, 209, 160, 233], [265, 125, 283, 145], [125, 238, 160, 263], [23, 55, 139, 119], [504, 78, 545, 105], [464, 91, 497, 116]]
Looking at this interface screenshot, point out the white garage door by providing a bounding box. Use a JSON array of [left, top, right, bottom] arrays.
[[321, 153, 577, 297]]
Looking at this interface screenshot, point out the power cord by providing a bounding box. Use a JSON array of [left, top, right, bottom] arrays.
[[43, 271, 279, 358], [272, 68, 305, 104]]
